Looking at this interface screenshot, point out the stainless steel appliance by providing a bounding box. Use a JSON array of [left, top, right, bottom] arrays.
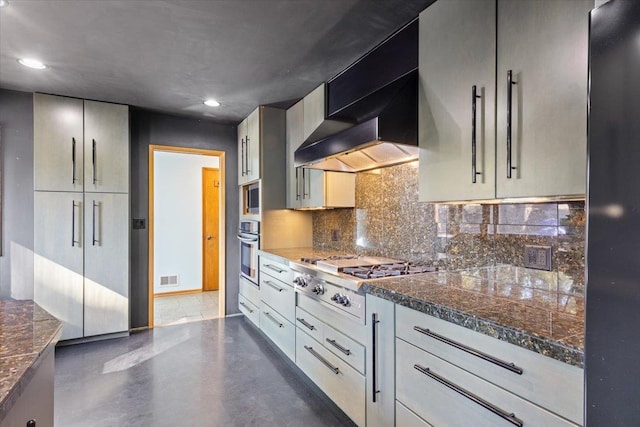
[[291, 255, 436, 324], [586, 1, 640, 423], [241, 182, 260, 216], [238, 220, 259, 284]]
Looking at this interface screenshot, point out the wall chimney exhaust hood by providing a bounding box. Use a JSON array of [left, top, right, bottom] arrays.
[[294, 18, 418, 173]]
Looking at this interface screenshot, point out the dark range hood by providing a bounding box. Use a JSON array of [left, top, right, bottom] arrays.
[[294, 18, 419, 173]]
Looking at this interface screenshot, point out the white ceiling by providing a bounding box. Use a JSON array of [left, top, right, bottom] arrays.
[[0, 0, 432, 124]]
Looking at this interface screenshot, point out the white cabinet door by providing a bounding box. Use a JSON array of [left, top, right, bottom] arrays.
[[496, 0, 591, 199], [303, 83, 326, 141], [34, 191, 84, 340], [246, 107, 261, 183], [34, 94, 84, 192], [237, 117, 248, 185], [83, 100, 129, 193], [286, 100, 304, 208], [83, 193, 129, 336], [366, 295, 396, 427], [418, 0, 496, 203], [300, 168, 324, 208]]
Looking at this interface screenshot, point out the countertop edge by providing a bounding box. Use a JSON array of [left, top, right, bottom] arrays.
[[0, 323, 62, 422], [363, 283, 584, 368]]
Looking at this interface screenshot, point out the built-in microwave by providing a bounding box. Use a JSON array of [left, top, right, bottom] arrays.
[[242, 182, 260, 216]]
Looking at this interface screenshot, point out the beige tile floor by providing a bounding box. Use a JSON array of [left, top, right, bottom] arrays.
[[154, 291, 220, 326]]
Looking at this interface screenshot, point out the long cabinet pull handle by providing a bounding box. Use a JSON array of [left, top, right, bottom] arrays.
[[92, 200, 98, 246], [71, 137, 77, 184], [506, 70, 517, 179], [371, 313, 381, 403], [471, 85, 482, 183], [414, 326, 523, 375], [92, 139, 97, 184], [302, 168, 309, 198], [245, 136, 251, 174], [263, 311, 283, 328], [295, 167, 300, 200], [71, 201, 76, 247], [304, 345, 339, 374], [264, 280, 284, 292], [241, 138, 246, 176], [265, 264, 285, 274], [239, 301, 254, 314], [414, 364, 523, 427], [325, 338, 351, 356], [296, 317, 316, 331]]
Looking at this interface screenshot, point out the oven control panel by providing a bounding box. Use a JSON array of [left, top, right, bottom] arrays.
[[292, 271, 364, 322]]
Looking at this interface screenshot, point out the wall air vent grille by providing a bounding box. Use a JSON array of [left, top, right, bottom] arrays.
[[160, 275, 179, 286]]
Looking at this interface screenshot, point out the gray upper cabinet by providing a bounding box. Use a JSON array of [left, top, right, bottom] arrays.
[[238, 107, 260, 185], [419, 0, 591, 203], [286, 100, 304, 208], [495, 0, 591, 199], [418, 0, 496, 203], [34, 93, 84, 192], [83, 100, 129, 193], [303, 84, 325, 141]]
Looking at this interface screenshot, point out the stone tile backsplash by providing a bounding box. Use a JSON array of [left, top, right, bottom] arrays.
[[312, 161, 585, 292]]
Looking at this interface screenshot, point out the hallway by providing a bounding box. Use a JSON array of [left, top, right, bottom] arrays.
[[154, 291, 220, 326], [55, 316, 356, 427]]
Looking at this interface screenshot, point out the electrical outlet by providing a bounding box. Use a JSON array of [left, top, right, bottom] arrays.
[[524, 245, 552, 271], [331, 229, 339, 241], [132, 218, 146, 230]]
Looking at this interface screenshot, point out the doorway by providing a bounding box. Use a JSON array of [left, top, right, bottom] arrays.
[[148, 145, 226, 327]]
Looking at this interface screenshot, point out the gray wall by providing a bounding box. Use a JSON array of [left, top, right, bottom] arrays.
[[130, 109, 239, 328], [0, 89, 34, 299]]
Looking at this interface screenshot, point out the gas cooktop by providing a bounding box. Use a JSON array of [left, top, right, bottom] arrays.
[[298, 255, 437, 279]]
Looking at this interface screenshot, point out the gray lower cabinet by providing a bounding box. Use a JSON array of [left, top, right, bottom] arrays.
[[366, 295, 395, 427], [35, 191, 130, 340]]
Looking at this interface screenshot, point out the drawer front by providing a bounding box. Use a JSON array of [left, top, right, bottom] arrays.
[[239, 275, 260, 306], [323, 324, 365, 374], [396, 305, 583, 424], [260, 273, 296, 323], [297, 293, 365, 344], [295, 306, 325, 344], [239, 294, 259, 328], [396, 401, 434, 427], [260, 302, 295, 361], [259, 255, 293, 284], [396, 338, 578, 427], [296, 328, 365, 426]]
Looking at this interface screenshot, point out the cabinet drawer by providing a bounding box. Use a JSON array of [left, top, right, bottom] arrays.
[[322, 324, 365, 375], [259, 255, 292, 284], [396, 339, 578, 427], [296, 328, 365, 426], [396, 401, 433, 427], [295, 306, 324, 344], [260, 273, 295, 323], [396, 305, 583, 424], [297, 293, 365, 345], [239, 294, 259, 328], [260, 302, 295, 361], [239, 275, 260, 307]]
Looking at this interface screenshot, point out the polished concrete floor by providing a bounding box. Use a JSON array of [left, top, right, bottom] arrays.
[[55, 316, 356, 427], [154, 291, 220, 326]]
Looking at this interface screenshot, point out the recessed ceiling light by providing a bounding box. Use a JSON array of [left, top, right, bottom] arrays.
[[0, 0, 9, 8], [18, 58, 47, 69], [204, 99, 220, 107]]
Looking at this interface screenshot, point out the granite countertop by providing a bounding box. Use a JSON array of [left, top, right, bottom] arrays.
[[362, 265, 585, 368], [0, 299, 62, 421]]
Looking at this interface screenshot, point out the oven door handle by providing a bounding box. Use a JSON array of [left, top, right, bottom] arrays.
[[237, 233, 259, 243]]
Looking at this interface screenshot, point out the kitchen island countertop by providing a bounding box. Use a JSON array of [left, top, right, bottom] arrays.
[[0, 299, 62, 421], [260, 248, 584, 368]]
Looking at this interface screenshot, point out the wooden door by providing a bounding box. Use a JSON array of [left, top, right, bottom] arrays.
[[202, 168, 220, 291]]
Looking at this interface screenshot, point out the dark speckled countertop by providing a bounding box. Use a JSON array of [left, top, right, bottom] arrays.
[[0, 299, 62, 421], [261, 248, 584, 368]]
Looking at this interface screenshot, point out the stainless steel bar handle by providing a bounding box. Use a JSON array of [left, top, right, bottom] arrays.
[[296, 317, 316, 331], [414, 326, 523, 375], [71, 137, 77, 184], [507, 70, 517, 179], [92, 200, 98, 246], [264, 280, 284, 292], [472, 85, 482, 183], [372, 313, 381, 403], [263, 311, 283, 328], [304, 345, 339, 374], [303, 168, 310, 198], [325, 338, 352, 356], [239, 301, 254, 313], [245, 137, 251, 174], [295, 167, 300, 200], [265, 264, 285, 274], [71, 201, 76, 246], [414, 364, 523, 427], [92, 139, 97, 184], [241, 138, 246, 176]]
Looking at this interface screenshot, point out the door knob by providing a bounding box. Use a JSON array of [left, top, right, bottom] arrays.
[[206, 235, 214, 240]]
